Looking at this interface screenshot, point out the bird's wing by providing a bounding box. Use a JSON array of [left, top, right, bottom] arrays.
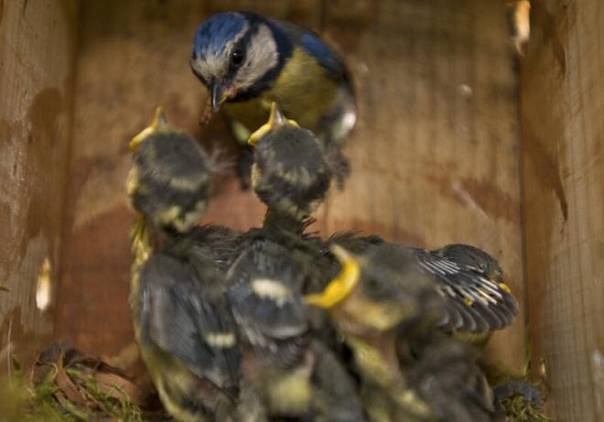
[[275, 19, 349, 81], [138, 253, 240, 388], [299, 31, 347, 78], [413, 248, 518, 332], [227, 240, 308, 347]]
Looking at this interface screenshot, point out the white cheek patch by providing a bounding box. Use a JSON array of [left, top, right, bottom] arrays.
[[205, 332, 237, 348], [234, 24, 278, 90], [192, 55, 221, 84], [252, 277, 292, 306]]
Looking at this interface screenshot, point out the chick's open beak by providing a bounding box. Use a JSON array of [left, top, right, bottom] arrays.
[[247, 102, 300, 146], [129, 107, 169, 151], [304, 245, 360, 309]]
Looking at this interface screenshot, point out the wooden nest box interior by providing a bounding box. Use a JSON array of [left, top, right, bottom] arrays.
[[0, 0, 602, 419]]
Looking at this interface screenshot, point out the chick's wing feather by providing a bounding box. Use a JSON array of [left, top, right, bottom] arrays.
[[413, 248, 518, 332]]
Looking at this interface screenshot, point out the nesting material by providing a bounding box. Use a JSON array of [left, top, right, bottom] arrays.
[[1, 343, 165, 421]]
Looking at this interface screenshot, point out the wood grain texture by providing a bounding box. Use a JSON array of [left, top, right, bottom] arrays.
[[322, 0, 526, 372], [0, 0, 78, 369], [522, 0, 604, 420]]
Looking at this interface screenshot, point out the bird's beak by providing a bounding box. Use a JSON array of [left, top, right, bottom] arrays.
[[129, 107, 169, 151], [304, 245, 360, 309], [211, 82, 227, 112], [247, 102, 300, 146]]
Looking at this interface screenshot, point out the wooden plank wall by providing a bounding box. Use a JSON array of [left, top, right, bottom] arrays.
[[323, 0, 526, 372], [522, 0, 604, 420], [0, 0, 78, 370], [58, 0, 525, 376]]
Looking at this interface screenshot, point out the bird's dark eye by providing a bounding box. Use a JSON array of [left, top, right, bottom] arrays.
[[230, 49, 244, 67]]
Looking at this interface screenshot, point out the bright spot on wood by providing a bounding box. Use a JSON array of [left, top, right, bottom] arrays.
[[592, 349, 604, 414], [36, 258, 52, 312], [538, 357, 547, 380], [458, 84, 473, 98], [512, 0, 530, 56]]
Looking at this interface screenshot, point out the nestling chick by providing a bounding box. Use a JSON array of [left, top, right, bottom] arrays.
[[134, 246, 241, 421], [243, 103, 337, 325], [305, 244, 439, 421], [306, 244, 495, 421], [324, 234, 519, 335], [191, 11, 356, 186], [226, 238, 313, 417], [248, 103, 332, 229], [128, 108, 211, 234], [128, 109, 243, 421], [232, 105, 343, 370]]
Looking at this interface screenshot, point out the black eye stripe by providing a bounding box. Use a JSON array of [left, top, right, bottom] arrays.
[[224, 25, 259, 78], [230, 49, 245, 66]]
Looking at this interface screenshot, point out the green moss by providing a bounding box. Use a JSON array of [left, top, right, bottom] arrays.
[[0, 354, 146, 421], [500, 395, 552, 422]]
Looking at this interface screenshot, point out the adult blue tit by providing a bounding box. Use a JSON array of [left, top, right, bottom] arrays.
[[128, 108, 211, 235], [133, 245, 241, 421], [190, 11, 356, 185]]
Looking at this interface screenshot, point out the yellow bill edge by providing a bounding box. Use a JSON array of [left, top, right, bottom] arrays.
[[304, 245, 360, 309], [247, 102, 300, 147], [129, 106, 170, 151]]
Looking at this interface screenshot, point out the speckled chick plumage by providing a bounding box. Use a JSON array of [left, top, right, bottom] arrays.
[[305, 244, 443, 420], [251, 113, 332, 223], [305, 244, 496, 421], [226, 238, 314, 417], [323, 233, 519, 335], [128, 109, 244, 422], [128, 108, 210, 234], [136, 248, 241, 421]]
